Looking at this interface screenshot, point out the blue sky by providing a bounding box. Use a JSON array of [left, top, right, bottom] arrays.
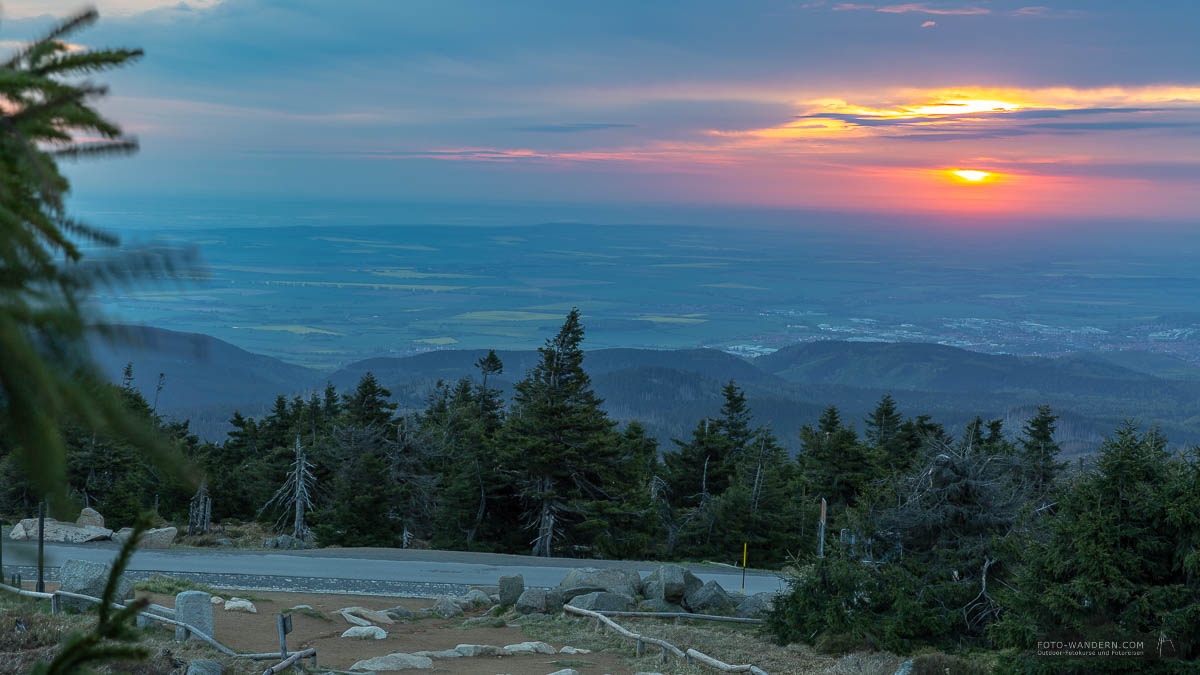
[[5, 0, 1199, 223]]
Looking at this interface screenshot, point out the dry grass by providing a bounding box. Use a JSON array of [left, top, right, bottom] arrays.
[[174, 520, 275, 550], [0, 593, 255, 674], [522, 612, 843, 675]]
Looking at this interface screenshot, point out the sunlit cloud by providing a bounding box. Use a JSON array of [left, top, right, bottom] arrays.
[[921, 21, 936, 27], [832, 3, 990, 15], [0, 0, 224, 19]]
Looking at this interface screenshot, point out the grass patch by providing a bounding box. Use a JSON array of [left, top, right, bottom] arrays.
[[134, 575, 217, 595], [453, 311, 563, 321]]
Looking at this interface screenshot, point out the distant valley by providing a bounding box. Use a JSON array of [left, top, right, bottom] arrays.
[[92, 325, 1200, 454]]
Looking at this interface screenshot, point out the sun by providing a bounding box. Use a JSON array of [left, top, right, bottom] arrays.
[[951, 169, 992, 183]]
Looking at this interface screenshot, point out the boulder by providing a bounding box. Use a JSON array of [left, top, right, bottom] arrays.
[[58, 559, 133, 611], [558, 567, 640, 600], [289, 604, 312, 611], [546, 670, 579, 675], [504, 641, 556, 655], [498, 574, 524, 606], [642, 564, 702, 604], [223, 598, 256, 613], [640, 598, 684, 613], [432, 595, 463, 618], [457, 588, 491, 609], [567, 591, 634, 612], [559, 646, 591, 654], [186, 660, 224, 675], [385, 605, 415, 620], [174, 591, 214, 642], [515, 588, 560, 615], [339, 606, 395, 625], [412, 649, 462, 659], [684, 580, 734, 613], [76, 508, 105, 528], [140, 527, 178, 549], [112, 527, 135, 544], [734, 591, 775, 618], [210, 596, 225, 605], [339, 610, 373, 626], [8, 518, 111, 543], [349, 653, 434, 671], [342, 626, 387, 639], [454, 644, 504, 657]]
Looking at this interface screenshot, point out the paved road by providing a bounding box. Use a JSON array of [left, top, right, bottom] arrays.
[[2, 541, 786, 598]]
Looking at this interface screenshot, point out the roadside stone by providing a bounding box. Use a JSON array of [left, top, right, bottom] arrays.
[[209, 596, 224, 605], [339, 610, 373, 626], [558, 568, 640, 600], [734, 591, 775, 618], [175, 591, 214, 642], [458, 588, 491, 608], [341, 625, 387, 639], [185, 659, 224, 675], [433, 594, 464, 618], [264, 533, 315, 550], [384, 605, 415, 620], [498, 574, 524, 606], [640, 598, 684, 613], [567, 591, 633, 612], [289, 604, 312, 611], [515, 588, 551, 615], [59, 559, 133, 611], [470, 584, 500, 595], [340, 606, 395, 624], [684, 580, 735, 613], [559, 646, 591, 655], [140, 526, 178, 549], [454, 644, 505, 657], [350, 653, 434, 671], [112, 527, 134, 544], [223, 598, 256, 613], [76, 508, 105, 528], [503, 641, 556, 655], [545, 669, 579, 675], [642, 564, 702, 604]]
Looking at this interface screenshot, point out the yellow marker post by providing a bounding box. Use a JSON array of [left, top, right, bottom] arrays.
[[741, 542, 747, 594]]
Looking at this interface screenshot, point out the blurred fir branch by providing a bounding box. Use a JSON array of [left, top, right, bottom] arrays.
[[0, 7, 198, 518], [31, 517, 152, 675]]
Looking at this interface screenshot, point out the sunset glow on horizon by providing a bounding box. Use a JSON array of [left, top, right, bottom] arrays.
[[951, 170, 992, 183]]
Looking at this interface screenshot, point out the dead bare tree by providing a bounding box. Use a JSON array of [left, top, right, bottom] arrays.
[[258, 436, 316, 540], [187, 477, 212, 536]]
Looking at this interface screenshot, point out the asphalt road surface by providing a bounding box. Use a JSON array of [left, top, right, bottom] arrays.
[[3, 541, 786, 598]]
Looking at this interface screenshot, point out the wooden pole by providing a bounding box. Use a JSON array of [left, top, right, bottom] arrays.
[[741, 542, 747, 594], [817, 498, 827, 559], [262, 648, 315, 675], [36, 502, 46, 593]]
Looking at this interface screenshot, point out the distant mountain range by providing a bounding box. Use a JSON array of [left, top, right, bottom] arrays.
[[90, 326, 1200, 455]]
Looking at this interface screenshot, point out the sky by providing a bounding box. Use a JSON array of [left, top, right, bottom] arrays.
[[3, 0, 1199, 224]]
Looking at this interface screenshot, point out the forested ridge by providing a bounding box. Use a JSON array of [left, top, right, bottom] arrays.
[[3, 309, 1198, 670]]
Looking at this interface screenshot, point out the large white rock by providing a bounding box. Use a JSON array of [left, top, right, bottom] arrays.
[[504, 641, 556, 655], [457, 589, 491, 609], [545, 670, 579, 675], [339, 606, 394, 624], [341, 626, 387, 640], [559, 646, 591, 655], [558, 567, 640, 600], [432, 595, 463, 618], [76, 508, 105, 528], [349, 653, 433, 671], [8, 518, 111, 543], [339, 610, 373, 626], [223, 598, 256, 613], [139, 526, 178, 549]]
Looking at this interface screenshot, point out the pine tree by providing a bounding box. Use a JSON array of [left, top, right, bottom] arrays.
[[342, 372, 398, 429], [1018, 405, 1065, 499], [799, 406, 875, 513], [500, 309, 621, 557]]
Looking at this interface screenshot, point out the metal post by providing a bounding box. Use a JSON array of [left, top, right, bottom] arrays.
[[37, 502, 46, 593], [741, 542, 747, 594]]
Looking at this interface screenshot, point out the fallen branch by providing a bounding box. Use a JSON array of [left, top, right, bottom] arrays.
[[262, 647, 316, 674]]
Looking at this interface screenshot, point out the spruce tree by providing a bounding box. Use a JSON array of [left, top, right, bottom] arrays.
[[1018, 405, 1065, 498], [500, 309, 621, 557], [342, 372, 398, 429]]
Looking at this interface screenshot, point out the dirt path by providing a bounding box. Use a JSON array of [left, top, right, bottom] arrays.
[[141, 589, 632, 674]]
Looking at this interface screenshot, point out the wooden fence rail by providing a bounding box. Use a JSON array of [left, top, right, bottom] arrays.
[[563, 605, 768, 674]]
